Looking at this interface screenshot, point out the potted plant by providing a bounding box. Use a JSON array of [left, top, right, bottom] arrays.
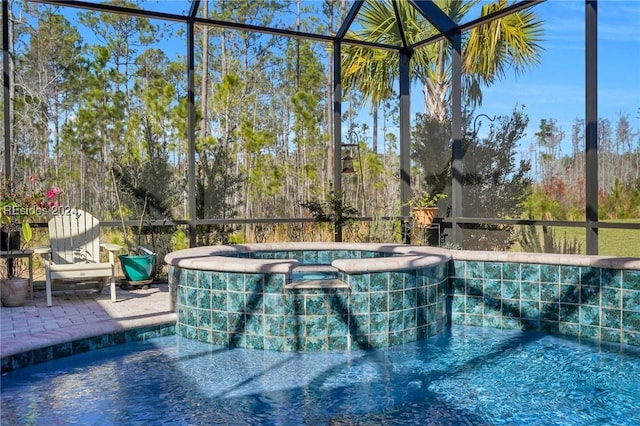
[[1, 176, 62, 306], [409, 189, 447, 228], [111, 168, 156, 286]]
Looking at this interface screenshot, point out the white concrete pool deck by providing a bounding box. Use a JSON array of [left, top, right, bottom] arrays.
[[1, 283, 176, 359]]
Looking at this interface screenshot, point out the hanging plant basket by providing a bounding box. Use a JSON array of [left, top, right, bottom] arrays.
[[412, 207, 439, 228]]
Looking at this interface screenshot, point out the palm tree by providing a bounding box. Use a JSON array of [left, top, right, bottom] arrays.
[[342, 0, 543, 123]]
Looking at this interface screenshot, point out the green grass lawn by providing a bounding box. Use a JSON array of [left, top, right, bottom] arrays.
[[524, 219, 640, 257]]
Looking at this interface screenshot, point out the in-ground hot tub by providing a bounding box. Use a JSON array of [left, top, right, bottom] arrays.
[[165, 242, 451, 351]]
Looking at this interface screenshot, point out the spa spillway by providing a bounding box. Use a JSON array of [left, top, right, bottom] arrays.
[[165, 243, 451, 351]]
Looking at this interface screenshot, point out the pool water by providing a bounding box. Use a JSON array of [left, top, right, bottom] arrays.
[[2, 326, 639, 425]]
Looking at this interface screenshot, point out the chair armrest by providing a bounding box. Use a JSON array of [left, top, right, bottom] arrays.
[[101, 243, 123, 253], [34, 246, 51, 255]]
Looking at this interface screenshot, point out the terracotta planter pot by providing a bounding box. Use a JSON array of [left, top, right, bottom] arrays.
[[412, 207, 439, 228], [1, 277, 30, 307]]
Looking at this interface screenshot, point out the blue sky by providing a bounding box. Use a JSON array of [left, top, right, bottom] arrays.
[[477, 0, 640, 157]]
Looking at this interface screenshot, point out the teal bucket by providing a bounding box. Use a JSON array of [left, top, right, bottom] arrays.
[[119, 254, 156, 282]]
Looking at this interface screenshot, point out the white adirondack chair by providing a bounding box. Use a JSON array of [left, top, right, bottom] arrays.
[[36, 209, 122, 307]]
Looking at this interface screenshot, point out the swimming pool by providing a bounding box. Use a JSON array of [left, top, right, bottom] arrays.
[[2, 325, 639, 425]]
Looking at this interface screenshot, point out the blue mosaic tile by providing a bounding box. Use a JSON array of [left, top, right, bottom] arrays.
[[264, 274, 285, 293], [560, 284, 580, 304], [273, 251, 288, 259], [580, 324, 601, 340], [502, 299, 520, 318], [303, 250, 318, 264], [540, 264, 560, 283], [350, 273, 370, 292], [328, 336, 348, 351], [370, 292, 388, 313], [540, 283, 560, 303], [264, 315, 284, 336], [503, 317, 522, 330], [306, 295, 328, 315], [502, 263, 519, 281], [465, 296, 483, 314], [388, 311, 404, 332], [227, 313, 245, 334], [404, 327, 417, 344], [501, 280, 520, 299], [521, 264, 540, 282], [211, 310, 227, 332], [483, 315, 502, 328], [581, 285, 601, 306], [560, 304, 580, 324], [581, 267, 601, 287], [211, 291, 227, 310], [328, 292, 349, 315], [245, 313, 265, 335], [602, 269, 622, 288], [403, 308, 417, 328], [558, 322, 580, 337], [245, 335, 265, 350], [448, 260, 464, 278], [416, 287, 427, 306], [211, 272, 227, 290], [263, 293, 284, 315], [196, 328, 212, 343], [388, 290, 403, 311], [540, 302, 559, 321], [185, 269, 197, 287], [228, 273, 245, 292], [560, 266, 580, 285], [579, 305, 600, 326], [389, 272, 404, 291], [426, 285, 437, 304], [402, 271, 416, 289], [601, 308, 621, 329], [264, 336, 284, 351], [349, 293, 369, 315], [521, 300, 540, 320], [327, 315, 348, 337], [521, 281, 540, 301], [197, 289, 211, 309], [483, 295, 501, 316], [186, 287, 198, 306], [622, 269, 640, 290], [466, 279, 483, 297], [451, 294, 465, 313], [622, 289, 640, 312], [450, 277, 465, 294], [484, 279, 501, 298], [484, 262, 501, 280], [227, 292, 245, 313], [197, 309, 212, 329], [540, 321, 560, 334], [623, 331, 640, 346], [370, 313, 389, 334], [198, 272, 212, 290], [245, 274, 263, 292], [184, 307, 197, 327], [245, 292, 264, 313], [370, 273, 389, 291], [369, 333, 389, 348], [600, 327, 622, 344], [403, 289, 417, 309], [350, 314, 370, 336], [464, 261, 483, 279]]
